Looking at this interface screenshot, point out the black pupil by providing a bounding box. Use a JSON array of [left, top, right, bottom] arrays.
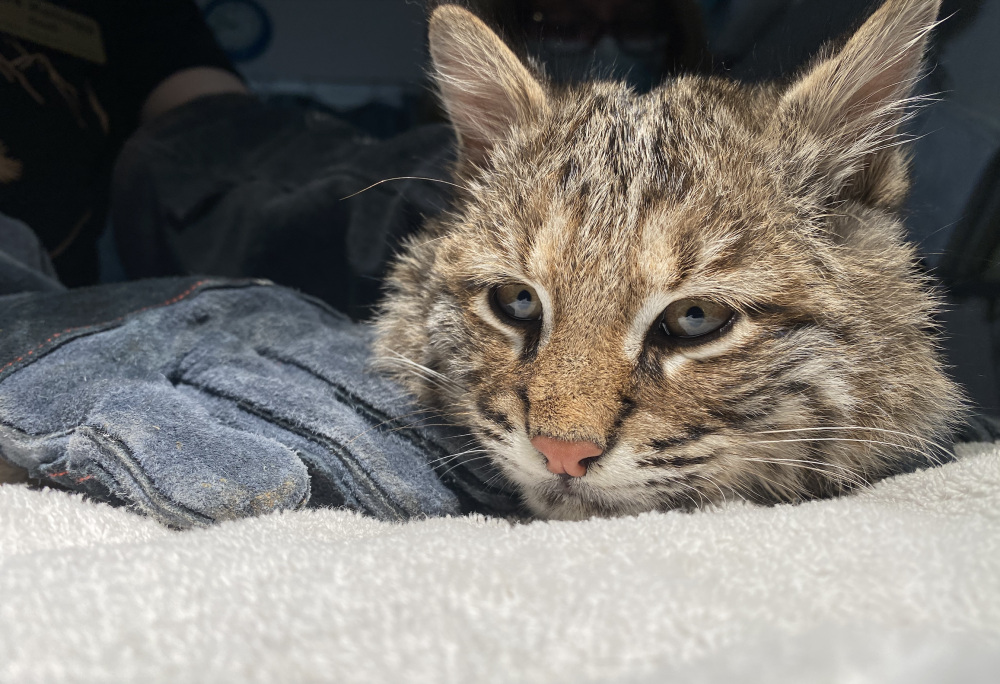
[[517, 290, 531, 302], [686, 306, 704, 320]]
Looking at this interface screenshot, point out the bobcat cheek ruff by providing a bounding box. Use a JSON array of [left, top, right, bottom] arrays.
[[374, 0, 963, 520]]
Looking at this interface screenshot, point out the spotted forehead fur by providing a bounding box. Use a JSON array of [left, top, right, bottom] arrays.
[[450, 79, 841, 329]]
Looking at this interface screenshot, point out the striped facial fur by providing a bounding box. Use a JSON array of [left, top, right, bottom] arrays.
[[374, 0, 963, 520]]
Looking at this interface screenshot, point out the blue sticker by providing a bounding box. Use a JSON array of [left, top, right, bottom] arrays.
[[203, 0, 273, 63]]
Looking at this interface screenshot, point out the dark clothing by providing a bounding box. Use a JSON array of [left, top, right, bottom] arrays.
[[111, 94, 456, 320], [0, 0, 235, 287]]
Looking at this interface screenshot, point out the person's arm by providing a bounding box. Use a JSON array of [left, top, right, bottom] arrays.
[[140, 66, 250, 123], [109, 0, 249, 127]]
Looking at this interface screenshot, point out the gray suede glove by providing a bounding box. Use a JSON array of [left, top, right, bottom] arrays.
[[0, 278, 516, 527]]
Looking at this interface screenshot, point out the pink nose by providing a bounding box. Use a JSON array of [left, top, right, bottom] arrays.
[[530, 436, 603, 477]]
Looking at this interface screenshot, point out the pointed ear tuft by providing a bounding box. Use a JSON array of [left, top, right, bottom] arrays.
[[428, 5, 548, 169], [780, 0, 941, 205]]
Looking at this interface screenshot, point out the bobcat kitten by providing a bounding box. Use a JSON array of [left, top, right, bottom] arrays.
[[374, 0, 963, 520]]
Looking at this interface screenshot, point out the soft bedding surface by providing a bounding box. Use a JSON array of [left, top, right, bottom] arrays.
[[1, 442, 998, 684]]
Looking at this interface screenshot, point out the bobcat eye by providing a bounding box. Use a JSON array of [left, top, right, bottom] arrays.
[[493, 283, 543, 322], [661, 299, 733, 338]]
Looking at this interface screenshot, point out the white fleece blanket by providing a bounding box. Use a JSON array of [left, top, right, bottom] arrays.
[[1, 442, 999, 684]]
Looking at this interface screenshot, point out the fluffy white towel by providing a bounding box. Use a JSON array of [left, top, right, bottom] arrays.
[[1, 442, 998, 684]]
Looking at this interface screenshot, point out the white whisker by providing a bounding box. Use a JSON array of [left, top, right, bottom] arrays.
[[741, 456, 871, 490], [743, 436, 918, 452], [746, 426, 950, 455], [338, 176, 468, 201]]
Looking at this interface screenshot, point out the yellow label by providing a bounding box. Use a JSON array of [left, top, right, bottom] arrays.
[[0, 0, 105, 64]]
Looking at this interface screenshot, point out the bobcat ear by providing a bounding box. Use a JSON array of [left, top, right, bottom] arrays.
[[428, 5, 549, 169], [779, 0, 941, 206]]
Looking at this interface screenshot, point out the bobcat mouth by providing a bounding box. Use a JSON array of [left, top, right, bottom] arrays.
[[550, 473, 577, 494], [536, 471, 586, 500], [536, 473, 626, 512], [534, 481, 646, 519]]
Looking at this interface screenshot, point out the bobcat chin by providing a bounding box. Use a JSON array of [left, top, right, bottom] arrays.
[[374, 0, 963, 520]]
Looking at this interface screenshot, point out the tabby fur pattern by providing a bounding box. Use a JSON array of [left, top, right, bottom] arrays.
[[374, 0, 963, 519]]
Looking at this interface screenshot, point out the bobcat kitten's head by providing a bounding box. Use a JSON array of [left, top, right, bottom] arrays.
[[375, 0, 963, 519]]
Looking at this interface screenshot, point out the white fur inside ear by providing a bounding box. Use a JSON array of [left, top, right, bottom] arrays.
[[428, 5, 548, 166], [782, 0, 940, 138]]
